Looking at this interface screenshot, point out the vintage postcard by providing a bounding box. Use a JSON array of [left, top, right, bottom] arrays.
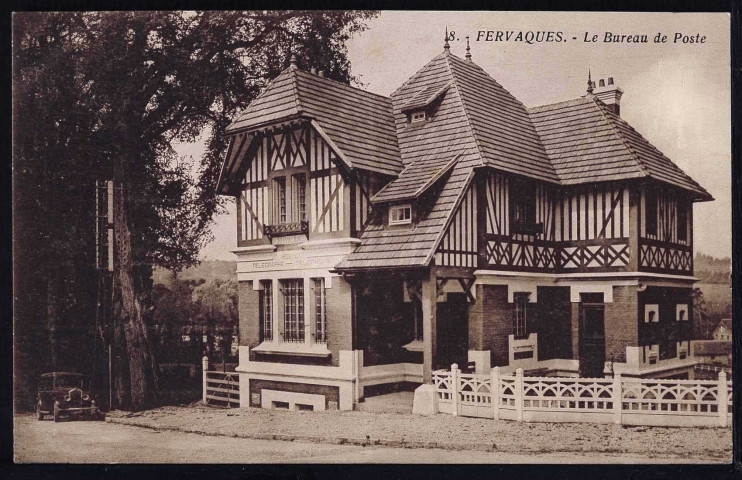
[[13, 10, 732, 464]]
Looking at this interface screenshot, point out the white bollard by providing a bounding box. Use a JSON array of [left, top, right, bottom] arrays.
[[202, 356, 209, 404], [613, 372, 623, 424], [451, 363, 460, 416], [718, 371, 728, 427]]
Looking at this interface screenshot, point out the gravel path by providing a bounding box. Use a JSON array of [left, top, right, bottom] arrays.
[[105, 404, 731, 462]]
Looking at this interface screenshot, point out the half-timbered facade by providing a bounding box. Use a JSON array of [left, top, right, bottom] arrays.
[[217, 45, 712, 412]]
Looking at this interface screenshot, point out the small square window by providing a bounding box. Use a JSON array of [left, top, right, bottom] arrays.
[[644, 304, 659, 323], [390, 205, 412, 225], [410, 111, 426, 123], [676, 304, 689, 322]]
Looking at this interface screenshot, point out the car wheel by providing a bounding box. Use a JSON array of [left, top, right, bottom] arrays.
[[36, 402, 43, 421], [53, 401, 60, 423]]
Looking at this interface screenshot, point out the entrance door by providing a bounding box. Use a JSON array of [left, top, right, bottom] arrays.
[[579, 302, 606, 378], [435, 293, 469, 370]]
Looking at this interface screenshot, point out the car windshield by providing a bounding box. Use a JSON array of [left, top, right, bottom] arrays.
[[54, 375, 84, 388]]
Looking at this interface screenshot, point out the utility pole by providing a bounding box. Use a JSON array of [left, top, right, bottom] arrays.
[[95, 179, 114, 410]]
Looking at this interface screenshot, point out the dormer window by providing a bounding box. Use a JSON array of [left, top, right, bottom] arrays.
[[390, 204, 412, 225], [410, 111, 426, 123]]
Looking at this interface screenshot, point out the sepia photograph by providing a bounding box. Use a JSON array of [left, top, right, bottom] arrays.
[[12, 10, 733, 464]]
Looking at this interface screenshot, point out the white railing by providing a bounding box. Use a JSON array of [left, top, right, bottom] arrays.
[[433, 363, 731, 427], [694, 363, 732, 375], [202, 357, 240, 408]]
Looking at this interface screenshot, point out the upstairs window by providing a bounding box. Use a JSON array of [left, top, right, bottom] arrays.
[[274, 178, 287, 224], [390, 204, 412, 225], [509, 178, 539, 235], [677, 200, 688, 242], [645, 188, 658, 236], [293, 174, 307, 222], [513, 292, 530, 339]]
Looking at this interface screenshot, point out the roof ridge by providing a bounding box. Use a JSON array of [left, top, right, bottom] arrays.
[[527, 95, 591, 112], [289, 68, 304, 115], [589, 97, 650, 177], [444, 56, 486, 168], [390, 51, 450, 99], [293, 68, 392, 102]]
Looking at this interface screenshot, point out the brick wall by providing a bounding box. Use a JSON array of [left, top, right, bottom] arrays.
[[238, 280, 260, 348], [638, 286, 693, 359], [249, 379, 340, 409], [324, 277, 353, 366], [468, 284, 513, 367], [238, 276, 353, 367], [569, 286, 638, 364], [605, 285, 639, 362]]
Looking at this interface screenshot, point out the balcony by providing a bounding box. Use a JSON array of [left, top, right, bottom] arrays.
[[263, 220, 309, 240]]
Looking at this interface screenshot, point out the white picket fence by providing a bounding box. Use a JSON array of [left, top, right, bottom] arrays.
[[202, 357, 240, 408], [433, 364, 732, 427]]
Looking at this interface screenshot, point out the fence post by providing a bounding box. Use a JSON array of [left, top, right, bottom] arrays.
[[451, 363, 460, 416], [491, 367, 500, 420], [202, 356, 209, 404], [718, 371, 728, 427], [515, 368, 524, 422], [612, 372, 623, 424]]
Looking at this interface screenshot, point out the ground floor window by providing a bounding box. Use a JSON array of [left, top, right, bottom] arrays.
[[313, 278, 327, 343], [282, 279, 304, 342], [260, 280, 273, 341], [513, 292, 530, 339]]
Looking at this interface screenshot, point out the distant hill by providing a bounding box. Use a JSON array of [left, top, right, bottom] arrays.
[[694, 253, 731, 284], [153, 260, 236, 287]]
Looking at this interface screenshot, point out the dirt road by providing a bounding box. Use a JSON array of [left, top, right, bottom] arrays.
[[13, 415, 725, 464]]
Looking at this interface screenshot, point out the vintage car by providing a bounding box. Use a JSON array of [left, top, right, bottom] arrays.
[[36, 372, 100, 421]]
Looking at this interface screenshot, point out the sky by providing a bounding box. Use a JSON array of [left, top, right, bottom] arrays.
[[195, 11, 731, 261]]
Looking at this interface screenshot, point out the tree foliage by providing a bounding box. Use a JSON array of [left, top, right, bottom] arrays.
[[13, 11, 377, 410]]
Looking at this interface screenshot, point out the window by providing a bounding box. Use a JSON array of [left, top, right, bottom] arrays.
[[644, 304, 659, 323], [677, 200, 688, 241], [282, 279, 304, 342], [645, 188, 658, 236], [509, 178, 538, 234], [275, 178, 287, 224], [389, 204, 412, 225], [313, 278, 327, 343], [410, 111, 426, 123], [293, 174, 307, 222], [260, 281, 273, 341], [676, 304, 688, 322], [513, 293, 530, 339]]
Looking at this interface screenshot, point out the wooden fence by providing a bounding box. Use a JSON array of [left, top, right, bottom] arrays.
[[202, 357, 240, 408], [433, 364, 732, 427]]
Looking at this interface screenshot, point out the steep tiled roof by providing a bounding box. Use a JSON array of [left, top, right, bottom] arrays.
[[335, 149, 480, 270], [371, 152, 460, 203], [446, 55, 558, 183], [226, 67, 402, 176], [528, 97, 712, 199]]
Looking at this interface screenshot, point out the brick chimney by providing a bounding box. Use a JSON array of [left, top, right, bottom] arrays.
[[593, 77, 624, 116]]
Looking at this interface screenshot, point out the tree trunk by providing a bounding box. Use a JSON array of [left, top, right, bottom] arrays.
[[112, 180, 158, 411]]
